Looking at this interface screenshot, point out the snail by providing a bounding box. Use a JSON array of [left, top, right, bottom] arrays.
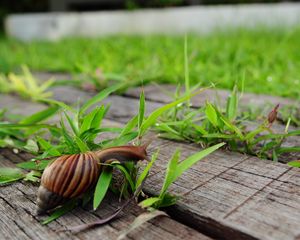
[[36, 145, 148, 214]]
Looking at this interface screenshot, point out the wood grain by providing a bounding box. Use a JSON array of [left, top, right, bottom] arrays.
[[1, 81, 300, 240]]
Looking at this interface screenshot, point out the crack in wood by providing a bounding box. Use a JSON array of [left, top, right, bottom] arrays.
[[182, 155, 251, 197], [223, 167, 292, 219]]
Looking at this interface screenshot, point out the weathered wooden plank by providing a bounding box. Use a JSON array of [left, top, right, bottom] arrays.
[[1, 85, 300, 240], [144, 141, 300, 240], [0, 153, 212, 240]]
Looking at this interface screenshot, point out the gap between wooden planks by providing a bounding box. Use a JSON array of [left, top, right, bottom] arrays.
[[0, 81, 300, 240]]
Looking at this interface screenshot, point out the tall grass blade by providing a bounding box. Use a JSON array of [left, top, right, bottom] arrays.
[[20, 106, 59, 124], [136, 150, 159, 189], [138, 90, 145, 138], [160, 150, 180, 197], [80, 83, 123, 115], [0, 167, 24, 184], [205, 102, 218, 127], [140, 89, 205, 136], [93, 168, 113, 210], [42, 199, 78, 224], [175, 142, 225, 179]]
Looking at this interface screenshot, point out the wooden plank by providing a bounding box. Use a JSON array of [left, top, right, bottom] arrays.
[[1, 86, 300, 239], [144, 142, 300, 240], [0, 153, 211, 240]]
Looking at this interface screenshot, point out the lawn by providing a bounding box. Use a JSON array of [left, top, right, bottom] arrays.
[[0, 26, 300, 99]]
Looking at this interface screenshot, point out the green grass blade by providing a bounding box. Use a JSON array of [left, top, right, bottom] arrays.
[[226, 85, 238, 121], [138, 90, 145, 138], [159, 150, 180, 197], [22, 65, 38, 90], [119, 115, 138, 137], [175, 142, 225, 180], [245, 126, 265, 141], [184, 35, 190, 94], [37, 137, 61, 156], [79, 108, 99, 134], [140, 89, 205, 136], [60, 119, 76, 152], [93, 168, 113, 210], [205, 102, 218, 127], [203, 133, 238, 139], [80, 83, 123, 115], [139, 197, 161, 208], [64, 112, 79, 136], [90, 105, 106, 129], [42, 199, 78, 224], [101, 132, 138, 148], [136, 150, 159, 189], [0, 167, 25, 185], [17, 160, 51, 171], [287, 160, 300, 168], [20, 106, 59, 124], [276, 146, 300, 154], [113, 164, 135, 192], [74, 135, 90, 153], [40, 98, 75, 112], [220, 117, 244, 139]]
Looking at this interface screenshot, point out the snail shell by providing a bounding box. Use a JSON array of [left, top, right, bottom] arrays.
[[36, 152, 100, 214]]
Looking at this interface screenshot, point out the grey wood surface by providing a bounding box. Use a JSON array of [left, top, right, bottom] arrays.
[[0, 80, 300, 240]]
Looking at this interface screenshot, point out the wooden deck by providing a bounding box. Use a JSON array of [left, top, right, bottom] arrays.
[[0, 75, 299, 240]]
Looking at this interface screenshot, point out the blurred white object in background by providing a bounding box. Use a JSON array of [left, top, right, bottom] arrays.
[[5, 2, 300, 41]]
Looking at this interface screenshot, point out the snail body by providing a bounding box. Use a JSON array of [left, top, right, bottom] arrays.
[[95, 145, 148, 163], [36, 145, 148, 214]]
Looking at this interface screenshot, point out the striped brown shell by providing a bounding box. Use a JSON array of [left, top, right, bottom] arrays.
[[36, 152, 100, 214]]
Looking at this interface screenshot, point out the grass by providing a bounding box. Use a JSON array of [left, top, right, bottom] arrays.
[[1, 26, 300, 98]]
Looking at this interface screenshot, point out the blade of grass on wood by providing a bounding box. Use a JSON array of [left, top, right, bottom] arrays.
[[112, 164, 135, 192], [138, 90, 145, 138], [159, 150, 180, 197], [175, 142, 225, 180], [119, 115, 138, 137], [139, 197, 161, 208], [136, 150, 159, 189], [80, 83, 123, 115], [0, 167, 24, 184], [42, 199, 78, 224], [140, 89, 205, 136], [93, 168, 113, 210], [20, 106, 59, 124]]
